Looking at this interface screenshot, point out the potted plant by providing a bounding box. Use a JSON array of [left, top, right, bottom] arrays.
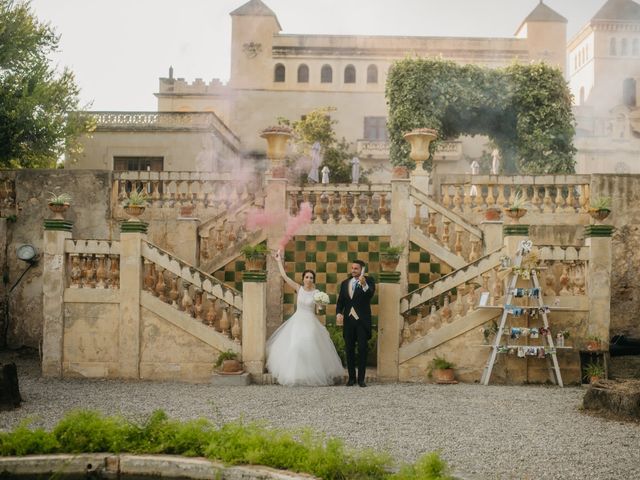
[[428, 355, 456, 383], [588, 196, 611, 221], [215, 349, 242, 374], [122, 190, 148, 220], [484, 206, 502, 221], [480, 320, 498, 344], [504, 191, 527, 221], [380, 244, 403, 272], [241, 243, 268, 271], [585, 362, 604, 384], [585, 335, 603, 352], [47, 191, 71, 219]]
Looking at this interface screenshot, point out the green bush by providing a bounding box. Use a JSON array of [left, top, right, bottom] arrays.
[[0, 410, 452, 480], [326, 325, 378, 367]]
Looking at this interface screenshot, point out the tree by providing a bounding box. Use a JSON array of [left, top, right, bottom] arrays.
[[0, 0, 92, 168], [279, 107, 358, 184], [386, 58, 576, 174]]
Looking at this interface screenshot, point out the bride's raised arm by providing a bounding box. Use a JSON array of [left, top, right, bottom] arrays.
[[274, 250, 300, 292]]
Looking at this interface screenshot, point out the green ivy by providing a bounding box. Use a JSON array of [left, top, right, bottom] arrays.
[[386, 58, 576, 174]]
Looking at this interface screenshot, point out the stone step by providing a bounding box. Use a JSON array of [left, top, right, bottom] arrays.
[[261, 369, 378, 385]]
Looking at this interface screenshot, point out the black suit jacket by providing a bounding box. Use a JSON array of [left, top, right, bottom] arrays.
[[336, 276, 375, 336]]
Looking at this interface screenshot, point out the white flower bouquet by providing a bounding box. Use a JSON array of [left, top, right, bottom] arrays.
[[313, 291, 330, 307]]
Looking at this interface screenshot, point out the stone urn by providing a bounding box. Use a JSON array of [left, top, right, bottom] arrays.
[[124, 205, 145, 221], [403, 128, 438, 172], [260, 126, 292, 177], [380, 254, 400, 272], [48, 202, 69, 220], [504, 207, 527, 223], [588, 208, 610, 222]]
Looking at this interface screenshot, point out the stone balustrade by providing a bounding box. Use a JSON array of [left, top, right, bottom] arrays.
[[92, 112, 234, 133], [64, 240, 120, 289], [286, 184, 392, 224], [113, 171, 262, 213], [141, 240, 243, 344], [438, 174, 591, 217], [409, 186, 483, 265]]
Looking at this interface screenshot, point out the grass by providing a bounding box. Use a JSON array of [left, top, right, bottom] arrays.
[[0, 410, 454, 480]]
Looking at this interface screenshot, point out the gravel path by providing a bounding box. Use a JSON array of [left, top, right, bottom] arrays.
[[1, 352, 639, 480]]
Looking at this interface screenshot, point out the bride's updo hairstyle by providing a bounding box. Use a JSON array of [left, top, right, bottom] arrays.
[[301, 269, 316, 282]]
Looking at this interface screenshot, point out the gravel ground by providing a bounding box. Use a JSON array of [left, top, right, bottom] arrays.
[[1, 351, 639, 480]]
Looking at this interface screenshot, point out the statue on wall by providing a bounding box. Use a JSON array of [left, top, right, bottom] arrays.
[[308, 142, 321, 183], [351, 156, 360, 184], [491, 149, 500, 175], [321, 165, 330, 184]]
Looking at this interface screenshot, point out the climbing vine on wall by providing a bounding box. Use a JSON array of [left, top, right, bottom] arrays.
[[385, 58, 576, 174]]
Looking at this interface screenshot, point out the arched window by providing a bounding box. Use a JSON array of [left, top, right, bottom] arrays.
[[321, 64, 333, 83], [274, 64, 285, 82], [633, 39, 639, 56], [579, 87, 585, 105], [344, 65, 356, 84], [610, 38, 617, 56], [623, 78, 637, 107], [297, 64, 309, 83], [366, 64, 378, 83], [622, 38, 629, 55]]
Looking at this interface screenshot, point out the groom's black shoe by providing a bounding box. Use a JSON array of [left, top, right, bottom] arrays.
[[346, 379, 356, 386], [358, 381, 367, 388]]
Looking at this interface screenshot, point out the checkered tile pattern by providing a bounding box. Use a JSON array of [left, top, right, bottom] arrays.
[[213, 237, 450, 324]]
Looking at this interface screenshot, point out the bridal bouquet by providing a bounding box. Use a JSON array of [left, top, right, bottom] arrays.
[[313, 291, 330, 306]]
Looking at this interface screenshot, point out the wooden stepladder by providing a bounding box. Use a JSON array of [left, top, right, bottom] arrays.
[[481, 240, 564, 387]]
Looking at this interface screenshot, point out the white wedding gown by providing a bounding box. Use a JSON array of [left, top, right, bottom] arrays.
[[266, 288, 344, 386]]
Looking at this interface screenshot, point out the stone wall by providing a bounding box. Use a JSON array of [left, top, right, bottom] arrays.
[[592, 174, 640, 338], [2, 170, 112, 349]]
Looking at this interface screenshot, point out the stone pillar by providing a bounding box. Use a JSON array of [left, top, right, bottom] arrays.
[[377, 271, 401, 382], [390, 176, 411, 295], [242, 271, 267, 382], [42, 219, 73, 377], [480, 220, 504, 253], [584, 225, 614, 347], [118, 222, 147, 379], [0, 218, 7, 348], [503, 224, 530, 258], [264, 177, 287, 335]]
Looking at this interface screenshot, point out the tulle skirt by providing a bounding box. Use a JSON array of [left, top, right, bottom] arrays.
[[266, 309, 344, 386]]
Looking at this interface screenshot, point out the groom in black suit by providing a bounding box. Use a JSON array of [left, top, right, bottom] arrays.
[[336, 259, 375, 387]]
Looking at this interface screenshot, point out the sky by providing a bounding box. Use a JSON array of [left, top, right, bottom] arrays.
[[29, 0, 608, 111]]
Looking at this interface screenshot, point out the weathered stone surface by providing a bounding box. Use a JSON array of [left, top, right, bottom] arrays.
[[583, 379, 640, 418]]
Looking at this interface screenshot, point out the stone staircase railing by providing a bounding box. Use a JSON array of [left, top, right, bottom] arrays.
[[409, 186, 483, 269], [141, 240, 243, 347], [286, 184, 392, 224], [437, 174, 591, 224]]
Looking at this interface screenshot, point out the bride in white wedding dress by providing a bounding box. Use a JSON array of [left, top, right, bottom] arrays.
[[266, 251, 344, 386]]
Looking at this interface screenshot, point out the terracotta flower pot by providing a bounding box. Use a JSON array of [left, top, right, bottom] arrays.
[[221, 359, 242, 373], [433, 368, 455, 383], [392, 166, 409, 179], [590, 375, 601, 384], [380, 254, 400, 272], [245, 255, 266, 271], [586, 340, 601, 351], [588, 208, 610, 221], [484, 207, 502, 221]]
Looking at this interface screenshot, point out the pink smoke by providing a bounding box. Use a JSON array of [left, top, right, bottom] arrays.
[[278, 202, 312, 251], [245, 209, 285, 231]]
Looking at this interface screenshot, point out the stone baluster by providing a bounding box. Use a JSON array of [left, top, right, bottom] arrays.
[[326, 192, 336, 224], [543, 186, 553, 213], [155, 267, 167, 302], [441, 186, 452, 209], [365, 192, 374, 224], [194, 290, 204, 321], [463, 185, 473, 212], [196, 182, 206, 208], [314, 192, 324, 224], [289, 192, 299, 216], [83, 255, 96, 288], [180, 282, 192, 314], [496, 185, 507, 207], [469, 238, 480, 262], [220, 306, 230, 337], [118, 180, 128, 203], [554, 187, 564, 212], [452, 186, 463, 212], [169, 276, 180, 306], [69, 254, 82, 288], [566, 186, 577, 212], [486, 185, 496, 207], [95, 254, 107, 289], [427, 212, 438, 239], [232, 311, 242, 344], [401, 319, 412, 346], [144, 261, 156, 293], [350, 193, 361, 224], [302, 191, 310, 212], [466, 283, 478, 312], [454, 226, 463, 258], [413, 201, 422, 229], [207, 297, 216, 328], [442, 218, 451, 250], [338, 192, 349, 224], [531, 186, 542, 212], [579, 184, 590, 211], [378, 193, 388, 224], [215, 224, 224, 251], [227, 219, 237, 242]]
